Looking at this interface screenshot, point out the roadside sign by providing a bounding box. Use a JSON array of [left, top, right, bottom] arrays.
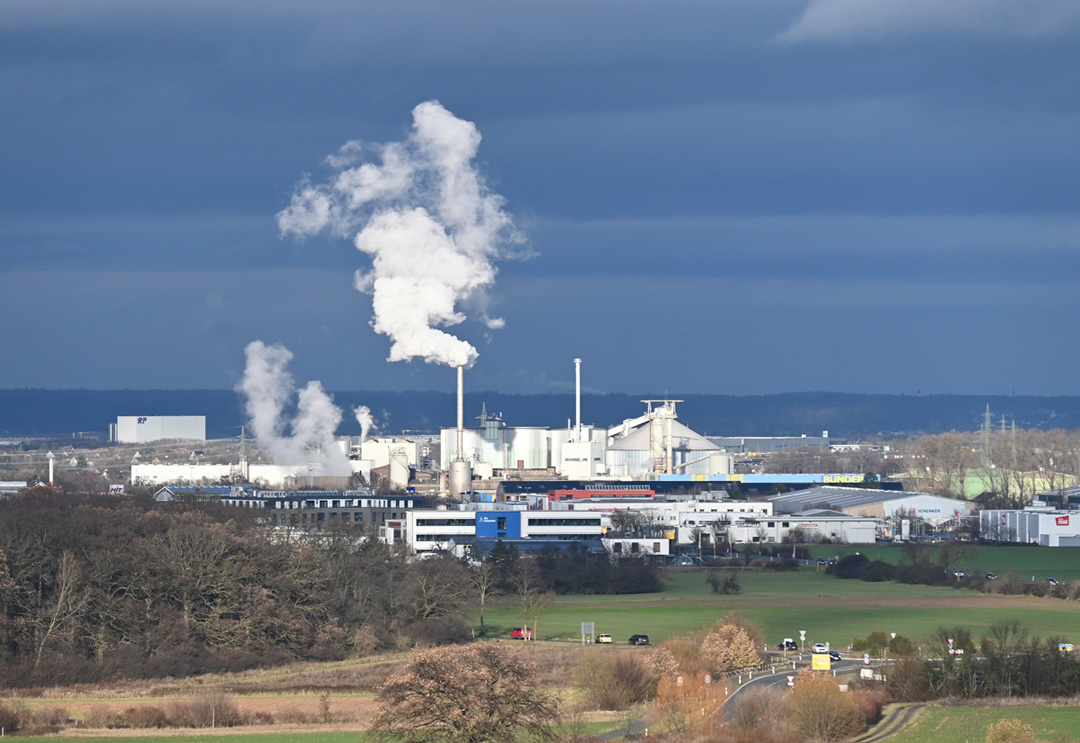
[[812, 654, 831, 671], [787, 675, 795, 686], [864, 653, 870, 664]]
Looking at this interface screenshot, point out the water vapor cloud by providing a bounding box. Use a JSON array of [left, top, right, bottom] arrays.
[[236, 340, 351, 475], [278, 101, 525, 369]]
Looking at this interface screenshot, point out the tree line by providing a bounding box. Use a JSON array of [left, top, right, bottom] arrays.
[[0, 490, 659, 687]]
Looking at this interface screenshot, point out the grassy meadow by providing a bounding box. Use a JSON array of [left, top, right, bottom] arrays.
[[805, 543, 1080, 583], [886, 703, 1080, 743], [479, 565, 1080, 651]]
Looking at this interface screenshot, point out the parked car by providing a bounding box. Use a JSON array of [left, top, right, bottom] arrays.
[[674, 556, 694, 566], [511, 627, 532, 640], [778, 638, 798, 651], [597, 633, 613, 644], [952, 570, 965, 578], [985, 572, 998, 580], [629, 634, 650, 646], [812, 642, 828, 653], [1047, 577, 1060, 586], [816, 558, 827, 566]]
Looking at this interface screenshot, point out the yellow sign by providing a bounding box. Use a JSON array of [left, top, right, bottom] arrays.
[[812, 653, 831, 671]]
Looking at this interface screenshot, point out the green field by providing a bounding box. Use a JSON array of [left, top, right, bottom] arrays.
[[806, 544, 1080, 583], [887, 704, 1080, 743], [478, 568, 1080, 650]]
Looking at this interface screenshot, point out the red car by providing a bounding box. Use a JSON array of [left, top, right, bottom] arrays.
[[511, 627, 532, 640]]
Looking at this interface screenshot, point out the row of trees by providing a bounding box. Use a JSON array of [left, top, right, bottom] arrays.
[[0, 490, 659, 687], [853, 620, 1080, 702], [760, 427, 1080, 506]]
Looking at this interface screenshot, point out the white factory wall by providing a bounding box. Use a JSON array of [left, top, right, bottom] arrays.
[[879, 494, 974, 522], [725, 516, 879, 545], [359, 439, 420, 469], [115, 416, 206, 444], [131, 460, 370, 488], [131, 462, 236, 485], [440, 426, 551, 470]]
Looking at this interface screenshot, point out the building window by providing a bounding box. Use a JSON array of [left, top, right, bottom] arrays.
[[497, 517, 507, 530]]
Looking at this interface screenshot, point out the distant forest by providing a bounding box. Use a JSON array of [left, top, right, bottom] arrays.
[[2, 389, 1080, 441]]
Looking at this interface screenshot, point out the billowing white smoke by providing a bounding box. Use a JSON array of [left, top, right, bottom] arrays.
[[277, 100, 524, 369], [237, 340, 351, 475], [353, 405, 376, 442]]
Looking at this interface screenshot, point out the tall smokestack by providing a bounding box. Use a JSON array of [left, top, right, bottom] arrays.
[[456, 365, 465, 460], [448, 365, 472, 501], [574, 358, 582, 441]]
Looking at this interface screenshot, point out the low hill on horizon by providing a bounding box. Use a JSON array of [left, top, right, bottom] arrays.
[[2, 389, 1078, 441]]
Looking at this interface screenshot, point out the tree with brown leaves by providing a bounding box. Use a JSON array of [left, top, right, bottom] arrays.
[[371, 643, 559, 743]]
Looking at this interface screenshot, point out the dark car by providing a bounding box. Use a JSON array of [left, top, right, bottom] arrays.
[[816, 558, 827, 566], [985, 572, 998, 580], [829, 650, 842, 661], [629, 634, 650, 646], [778, 639, 798, 651], [1047, 577, 1060, 586]]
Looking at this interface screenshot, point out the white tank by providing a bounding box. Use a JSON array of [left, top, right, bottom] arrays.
[[448, 460, 472, 501]]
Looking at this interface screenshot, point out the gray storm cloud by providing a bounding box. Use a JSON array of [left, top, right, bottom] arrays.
[[277, 100, 524, 369], [237, 340, 351, 475]]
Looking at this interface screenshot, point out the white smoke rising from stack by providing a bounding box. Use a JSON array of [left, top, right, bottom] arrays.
[[237, 340, 351, 475], [353, 405, 376, 442], [276, 100, 525, 369]]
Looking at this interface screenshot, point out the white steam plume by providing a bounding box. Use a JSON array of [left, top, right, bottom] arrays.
[[237, 340, 351, 475], [277, 100, 525, 369], [353, 405, 376, 442]]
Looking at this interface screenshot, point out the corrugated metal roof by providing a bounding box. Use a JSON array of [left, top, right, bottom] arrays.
[[763, 486, 965, 513]]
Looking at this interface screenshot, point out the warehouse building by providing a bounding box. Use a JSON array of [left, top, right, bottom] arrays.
[[762, 486, 973, 524], [112, 416, 206, 444], [980, 506, 1080, 546]]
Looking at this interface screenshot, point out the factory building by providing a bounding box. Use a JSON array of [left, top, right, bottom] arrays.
[[440, 399, 734, 481], [726, 511, 879, 545], [981, 505, 1080, 546], [761, 486, 973, 525], [112, 415, 206, 444]]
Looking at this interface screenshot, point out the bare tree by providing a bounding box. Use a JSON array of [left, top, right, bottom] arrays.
[[470, 559, 500, 636], [508, 558, 553, 639], [371, 643, 559, 743], [34, 551, 90, 671], [786, 668, 865, 742]]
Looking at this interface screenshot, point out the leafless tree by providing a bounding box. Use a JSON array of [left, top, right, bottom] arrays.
[[371, 643, 559, 743]]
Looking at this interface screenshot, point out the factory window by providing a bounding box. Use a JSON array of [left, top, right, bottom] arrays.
[[630, 543, 640, 553], [354, 512, 363, 522], [320, 500, 328, 508], [317, 513, 324, 521], [392, 512, 397, 519], [653, 542, 661, 553], [613, 543, 622, 553], [782, 522, 790, 528], [497, 517, 507, 530]]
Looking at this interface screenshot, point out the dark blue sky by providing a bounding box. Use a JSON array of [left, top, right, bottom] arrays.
[[2, 0, 1078, 396]]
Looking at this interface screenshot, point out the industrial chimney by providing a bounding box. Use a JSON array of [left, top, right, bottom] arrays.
[[447, 365, 472, 501], [574, 358, 582, 442]]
